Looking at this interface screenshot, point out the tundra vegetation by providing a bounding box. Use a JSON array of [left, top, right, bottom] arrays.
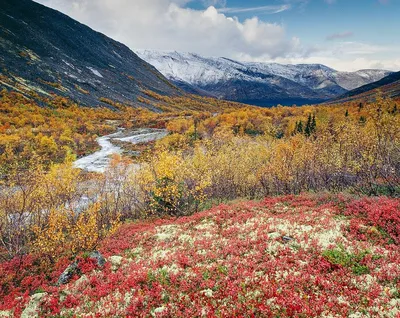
[[0, 89, 399, 316]]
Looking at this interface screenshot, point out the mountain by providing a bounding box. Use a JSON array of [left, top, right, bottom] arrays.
[[136, 50, 391, 106], [332, 71, 400, 103], [0, 0, 180, 109]]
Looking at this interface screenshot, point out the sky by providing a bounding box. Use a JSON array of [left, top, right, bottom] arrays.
[[34, 0, 400, 71]]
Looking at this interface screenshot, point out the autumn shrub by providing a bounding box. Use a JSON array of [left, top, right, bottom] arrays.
[[138, 150, 210, 216], [343, 197, 400, 244], [0, 160, 121, 261]]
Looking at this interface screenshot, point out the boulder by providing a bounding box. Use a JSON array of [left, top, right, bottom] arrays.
[[57, 251, 106, 285], [89, 251, 106, 267], [57, 261, 79, 286]]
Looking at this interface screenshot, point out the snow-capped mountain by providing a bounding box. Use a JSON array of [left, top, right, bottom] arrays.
[[136, 50, 391, 106]]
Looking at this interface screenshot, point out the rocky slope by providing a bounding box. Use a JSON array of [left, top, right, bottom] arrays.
[[137, 50, 391, 106], [0, 0, 180, 108]]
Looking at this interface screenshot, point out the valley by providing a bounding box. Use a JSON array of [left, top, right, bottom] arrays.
[[0, 0, 399, 317]]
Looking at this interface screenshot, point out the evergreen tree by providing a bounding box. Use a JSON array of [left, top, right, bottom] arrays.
[[345, 109, 349, 117], [297, 121, 304, 134], [304, 114, 312, 137], [311, 114, 316, 133]]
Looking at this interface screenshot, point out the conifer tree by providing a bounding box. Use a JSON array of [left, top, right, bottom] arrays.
[[297, 120, 304, 134], [311, 114, 316, 133], [304, 114, 312, 137]]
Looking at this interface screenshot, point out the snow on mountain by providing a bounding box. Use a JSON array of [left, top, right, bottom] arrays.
[[136, 50, 391, 106]]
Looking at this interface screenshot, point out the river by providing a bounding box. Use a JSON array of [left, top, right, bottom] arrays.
[[73, 128, 168, 173]]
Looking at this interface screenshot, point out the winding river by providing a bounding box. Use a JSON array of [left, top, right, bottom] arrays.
[[73, 128, 168, 173]]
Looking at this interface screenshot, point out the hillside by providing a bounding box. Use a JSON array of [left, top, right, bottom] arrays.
[[0, 0, 180, 109], [136, 50, 390, 106], [1, 195, 399, 317], [332, 71, 400, 103]]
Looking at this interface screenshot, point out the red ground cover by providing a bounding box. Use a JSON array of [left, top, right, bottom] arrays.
[[1, 194, 399, 317]]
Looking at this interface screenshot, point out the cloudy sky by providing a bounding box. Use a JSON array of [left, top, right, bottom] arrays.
[[35, 0, 400, 71]]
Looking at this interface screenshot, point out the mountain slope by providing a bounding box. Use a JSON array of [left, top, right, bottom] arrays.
[[332, 71, 400, 103], [0, 0, 180, 108], [136, 50, 390, 106]]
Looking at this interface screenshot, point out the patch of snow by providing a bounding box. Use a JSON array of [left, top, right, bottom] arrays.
[[86, 67, 104, 78], [136, 50, 390, 92], [63, 60, 75, 69], [113, 50, 122, 59]]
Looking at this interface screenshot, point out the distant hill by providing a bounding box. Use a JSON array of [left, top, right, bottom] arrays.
[[331, 71, 400, 103], [0, 0, 181, 109], [136, 50, 391, 107]]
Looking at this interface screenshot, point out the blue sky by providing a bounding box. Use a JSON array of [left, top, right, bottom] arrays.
[[36, 0, 400, 71], [186, 0, 399, 45]]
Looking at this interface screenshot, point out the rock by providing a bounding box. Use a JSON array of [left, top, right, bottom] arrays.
[[88, 251, 106, 267], [282, 236, 295, 243], [57, 261, 79, 286], [109, 256, 123, 271], [21, 293, 47, 318], [57, 251, 106, 285]]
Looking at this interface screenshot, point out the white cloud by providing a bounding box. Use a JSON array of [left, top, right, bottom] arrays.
[[239, 41, 400, 71], [326, 31, 353, 41], [218, 5, 291, 14], [33, 0, 398, 71], [34, 0, 302, 60]]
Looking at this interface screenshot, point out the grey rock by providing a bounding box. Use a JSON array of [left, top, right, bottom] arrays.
[[282, 236, 295, 243], [89, 251, 106, 267], [57, 251, 106, 285], [57, 261, 78, 286]]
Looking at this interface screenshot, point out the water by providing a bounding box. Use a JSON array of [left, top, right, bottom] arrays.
[[73, 128, 168, 173]]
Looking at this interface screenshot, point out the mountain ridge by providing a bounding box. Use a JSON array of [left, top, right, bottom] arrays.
[[136, 50, 391, 106]]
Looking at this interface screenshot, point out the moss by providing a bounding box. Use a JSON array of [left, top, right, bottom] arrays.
[[322, 247, 372, 275]]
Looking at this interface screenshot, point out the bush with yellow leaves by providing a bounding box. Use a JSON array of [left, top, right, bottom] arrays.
[[138, 150, 210, 216]]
